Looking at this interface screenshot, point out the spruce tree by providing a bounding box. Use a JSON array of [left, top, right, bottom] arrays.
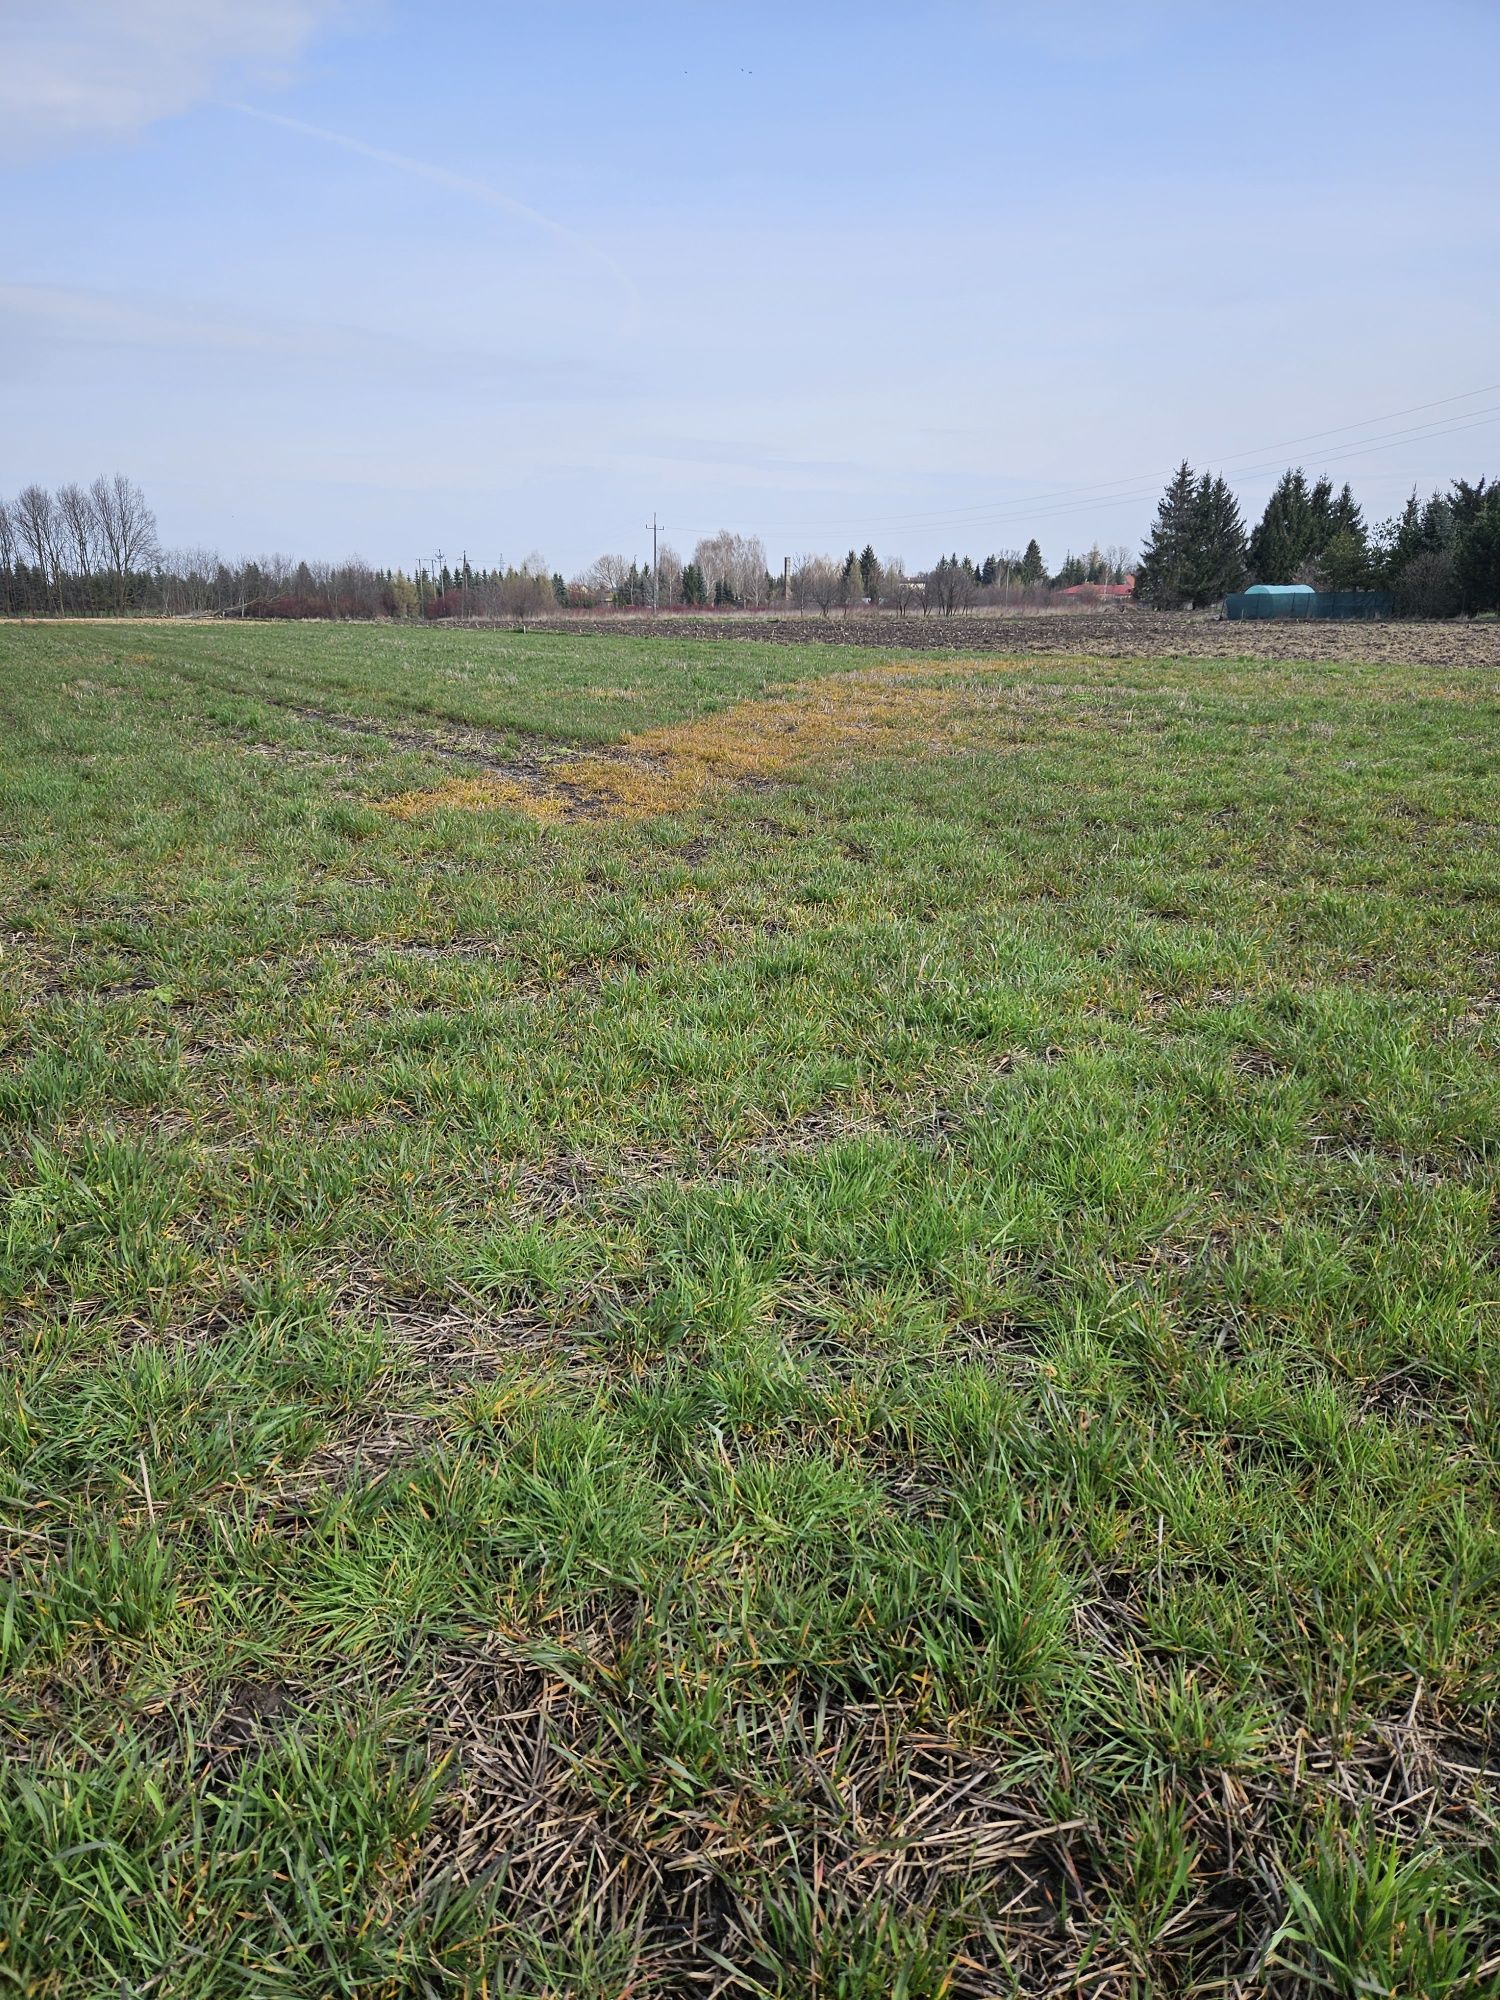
[[1450, 478, 1493, 529], [1019, 538, 1045, 585], [1419, 491, 1457, 550], [1317, 532, 1368, 591], [1133, 460, 1198, 608], [1308, 477, 1335, 551], [1248, 469, 1314, 581], [1373, 492, 1425, 585], [1315, 484, 1369, 588], [1328, 482, 1365, 541], [1455, 491, 1500, 614], [1186, 472, 1248, 605]]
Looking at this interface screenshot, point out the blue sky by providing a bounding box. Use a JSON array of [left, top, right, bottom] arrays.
[[4, 0, 1498, 576]]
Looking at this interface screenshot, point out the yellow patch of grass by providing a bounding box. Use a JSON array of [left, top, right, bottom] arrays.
[[381, 775, 568, 823], [380, 658, 1038, 823]]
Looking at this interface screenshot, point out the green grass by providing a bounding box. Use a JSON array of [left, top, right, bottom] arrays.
[[1, 618, 1497, 1996]]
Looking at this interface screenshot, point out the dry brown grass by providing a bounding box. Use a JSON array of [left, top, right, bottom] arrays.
[[378, 659, 1046, 823]]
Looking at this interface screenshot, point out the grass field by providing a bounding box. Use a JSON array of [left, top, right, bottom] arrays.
[[1, 620, 1497, 1997]]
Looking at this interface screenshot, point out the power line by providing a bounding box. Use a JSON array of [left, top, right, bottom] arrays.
[[912, 407, 1500, 541], [664, 381, 1500, 543], [997, 407, 1500, 535]]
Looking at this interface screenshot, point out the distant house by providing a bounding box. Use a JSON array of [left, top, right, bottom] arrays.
[[1060, 578, 1134, 601]]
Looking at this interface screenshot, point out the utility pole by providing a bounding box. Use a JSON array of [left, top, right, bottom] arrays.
[[648, 513, 659, 612], [461, 547, 468, 624]]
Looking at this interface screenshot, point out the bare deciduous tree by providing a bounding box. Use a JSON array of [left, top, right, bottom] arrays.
[[926, 556, 975, 617], [159, 547, 223, 616], [90, 473, 159, 609], [585, 553, 631, 600], [797, 556, 840, 618], [57, 482, 102, 595], [341, 558, 382, 618], [884, 556, 916, 615], [655, 543, 683, 606], [0, 500, 16, 613], [501, 556, 555, 625], [15, 485, 63, 613], [692, 529, 768, 608]]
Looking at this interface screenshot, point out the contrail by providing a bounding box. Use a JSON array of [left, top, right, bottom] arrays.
[[228, 102, 642, 335]]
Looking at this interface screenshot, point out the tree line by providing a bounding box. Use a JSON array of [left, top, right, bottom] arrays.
[[1134, 462, 1500, 615], [0, 486, 1118, 622], [3, 464, 1497, 621]]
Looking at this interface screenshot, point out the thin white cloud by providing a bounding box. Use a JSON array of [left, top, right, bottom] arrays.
[[229, 103, 643, 338], [0, 0, 347, 156], [0, 280, 631, 395], [0, 281, 297, 356]]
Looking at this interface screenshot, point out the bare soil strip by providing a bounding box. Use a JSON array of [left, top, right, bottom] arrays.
[[514, 609, 1500, 668]]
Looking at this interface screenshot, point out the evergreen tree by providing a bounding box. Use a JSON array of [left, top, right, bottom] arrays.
[[1418, 491, 1458, 550], [1372, 486, 1466, 600], [1019, 538, 1045, 585], [1328, 482, 1365, 541], [858, 543, 880, 597], [1133, 460, 1199, 608], [1455, 490, 1500, 614], [1248, 469, 1371, 583], [1317, 532, 1369, 592], [1308, 477, 1335, 550], [1315, 483, 1369, 589], [1450, 477, 1493, 528], [1186, 472, 1248, 605], [1372, 492, 1423, 585], [1248, 469, 1318, 582]]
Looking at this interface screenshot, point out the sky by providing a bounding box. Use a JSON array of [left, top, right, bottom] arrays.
[[4, 0, 1499, 577]]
